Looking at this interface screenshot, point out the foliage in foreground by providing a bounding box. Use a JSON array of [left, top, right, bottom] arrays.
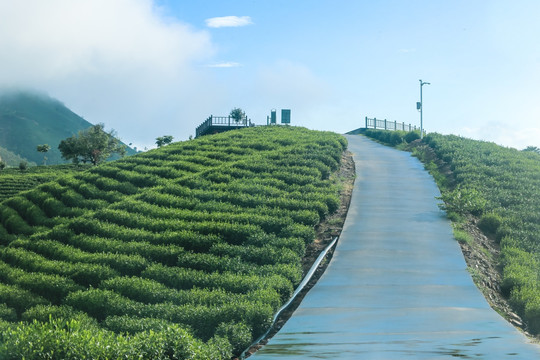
[[0, 126, 347, 358], [0, 318, 229, 360]]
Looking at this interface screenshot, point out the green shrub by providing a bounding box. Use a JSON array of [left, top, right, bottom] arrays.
[[42, 196, 68, 217], [404, 131, 421, 143], [215, 321, 252, 355], [0, 283, 49, 316], [21, 304, 97, 328], [500, 247, 539, 297], [478, 212, 502, 236], [0, 317, 231, 360], [0, 303, 16, 322], [0, 247, 118, 287], [0, 205, 34, 235], [437, 187, 487, 216], [103, 315, 175, 334], [524, 294, 540, 334], [65, 289, 142, 321], [453, 228, 472, 245]]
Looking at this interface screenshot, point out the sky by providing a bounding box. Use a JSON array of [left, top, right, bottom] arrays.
[[0, 0, 539, 150]]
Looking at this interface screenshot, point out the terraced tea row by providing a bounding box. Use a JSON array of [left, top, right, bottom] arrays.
[[0, 126, 347, 359]]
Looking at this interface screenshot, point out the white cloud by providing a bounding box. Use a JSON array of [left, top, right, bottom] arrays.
[[254, 61, 329, 108], [206, 62, 242, 68], [0, 0, 216, 149], [458, 122, 540, 150], [243, 60, 332, 129], [205, 16, 253, 28]]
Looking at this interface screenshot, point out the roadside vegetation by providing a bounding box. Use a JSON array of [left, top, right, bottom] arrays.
[[0, 126, 347, 359], [363, 129, 540, 336]]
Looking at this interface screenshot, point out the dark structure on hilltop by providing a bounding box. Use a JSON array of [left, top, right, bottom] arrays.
[[195, 115, 254, 138]]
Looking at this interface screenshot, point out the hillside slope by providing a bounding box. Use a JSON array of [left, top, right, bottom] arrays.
[[0, 126, 348, 359], [0, 90, 135, 165]]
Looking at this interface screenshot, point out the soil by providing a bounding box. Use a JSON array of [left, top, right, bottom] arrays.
[[458, 216, 529, 332]]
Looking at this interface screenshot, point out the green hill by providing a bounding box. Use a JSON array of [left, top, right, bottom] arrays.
[[0, 90, 135, 166], [0, 145, 34, 167], [0, 126, 348, 359]]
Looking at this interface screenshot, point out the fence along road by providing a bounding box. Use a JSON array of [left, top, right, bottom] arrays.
[[250, 135, 540, 359]]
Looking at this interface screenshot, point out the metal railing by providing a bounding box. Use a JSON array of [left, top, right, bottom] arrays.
[[195, 115, 252, 138], [365, 117, 419, 132]]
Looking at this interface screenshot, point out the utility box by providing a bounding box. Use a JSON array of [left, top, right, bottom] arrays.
[[416, 102, 422, 110], [281, 109, 291, 124]]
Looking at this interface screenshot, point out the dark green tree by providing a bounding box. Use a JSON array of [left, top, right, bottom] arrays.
[[230, 108, 246, 124], [0, 161, 5, 170], [58, 124, 126, 165], [523, 146, 540, 154], [155, 135, 174, 148], [36, 144, 50, 165]]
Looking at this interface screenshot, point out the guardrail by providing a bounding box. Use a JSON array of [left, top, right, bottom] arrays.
[[195, 115, 253, 138], [365, 117, 419, 132]]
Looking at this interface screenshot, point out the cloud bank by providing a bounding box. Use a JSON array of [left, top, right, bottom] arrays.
[[0, 0, 215, 149], [205, 16, 253, 28]]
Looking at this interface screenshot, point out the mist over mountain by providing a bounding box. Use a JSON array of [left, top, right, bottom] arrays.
[[0, 90, 135, 166]]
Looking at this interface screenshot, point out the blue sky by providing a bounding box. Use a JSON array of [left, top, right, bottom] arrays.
[[1, 0, 539, 150]]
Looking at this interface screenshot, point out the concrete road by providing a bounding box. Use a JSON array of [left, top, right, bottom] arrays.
[[250, 135, 540, 359]]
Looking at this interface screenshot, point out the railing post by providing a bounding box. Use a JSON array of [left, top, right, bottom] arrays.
[[374, 117, 377, 129], [384, 119, 387, 130], [365, 116, 368, 129]]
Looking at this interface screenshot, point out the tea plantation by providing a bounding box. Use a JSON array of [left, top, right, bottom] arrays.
[[0, 126, 347, 359]]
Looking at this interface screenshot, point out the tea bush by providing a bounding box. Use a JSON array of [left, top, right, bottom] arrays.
[[0, 126, 347, 357]]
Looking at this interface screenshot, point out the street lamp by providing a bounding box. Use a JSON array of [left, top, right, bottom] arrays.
[[419, 79, 430, 139]]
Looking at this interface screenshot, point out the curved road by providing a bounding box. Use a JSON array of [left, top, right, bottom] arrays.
[[250, 135, 540, 359]]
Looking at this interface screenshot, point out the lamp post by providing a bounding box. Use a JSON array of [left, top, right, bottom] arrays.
[[419, 79, 430, 139]]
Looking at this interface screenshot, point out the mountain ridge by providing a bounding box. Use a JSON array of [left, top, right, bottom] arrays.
[[0, 90, 135, 166]]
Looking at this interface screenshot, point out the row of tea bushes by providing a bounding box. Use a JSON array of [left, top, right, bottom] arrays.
[[0, 126, 347, 358]]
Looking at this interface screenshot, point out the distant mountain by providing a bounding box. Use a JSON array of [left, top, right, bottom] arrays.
[[0, 90, 136, 166], [0, 144, 34, 166]]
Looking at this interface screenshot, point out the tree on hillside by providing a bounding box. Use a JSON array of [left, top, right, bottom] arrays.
[[0, 161, 5, 170], [230, 108, 246, 124], [155, 135, 174, 148], [36, 144, 50, 165], [523, 146, 540, 154], [58, 124, 126, 165]]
